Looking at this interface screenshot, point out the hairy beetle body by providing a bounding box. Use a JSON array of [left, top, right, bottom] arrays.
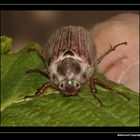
[[25, 25, 129, 106], [42, 26, 97, 95]]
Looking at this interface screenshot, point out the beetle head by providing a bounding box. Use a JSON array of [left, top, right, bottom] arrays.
[[59, 80, 81, 96], [56, 58, 81, 96], [49, 57, 94, 96]]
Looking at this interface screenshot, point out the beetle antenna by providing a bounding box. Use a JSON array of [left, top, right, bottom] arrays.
[[96, 42, 127, 64]]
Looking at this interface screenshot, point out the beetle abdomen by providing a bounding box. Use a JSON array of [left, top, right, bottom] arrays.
[[44, 26, 96, 66]]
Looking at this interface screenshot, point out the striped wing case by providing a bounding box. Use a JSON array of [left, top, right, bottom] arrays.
[[43, 26, 96, 67]]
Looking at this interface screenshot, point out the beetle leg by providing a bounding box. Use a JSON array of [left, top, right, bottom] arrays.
[[93, 77, 130, 100], [96, 42, 127, 64], [27, 48, 46, 66], [90, 78, 104, 107], [26, 68, 49, 78], [24, 81, 50, 100]]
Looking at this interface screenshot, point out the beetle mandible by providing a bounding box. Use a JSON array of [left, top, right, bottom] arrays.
[[25, 26, 130, 106]]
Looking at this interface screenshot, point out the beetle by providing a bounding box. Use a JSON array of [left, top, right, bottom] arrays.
[[25, 26, 130, 106]]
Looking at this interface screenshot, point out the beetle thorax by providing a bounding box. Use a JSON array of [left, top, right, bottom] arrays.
[[48, 52, 94, 89]]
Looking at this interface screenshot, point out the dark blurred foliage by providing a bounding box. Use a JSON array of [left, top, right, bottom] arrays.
[[1, 11, 138, 51]]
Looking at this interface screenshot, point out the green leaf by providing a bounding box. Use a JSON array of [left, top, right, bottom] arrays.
[[0, 36, 12, 54], [1, 36, 139, 126]]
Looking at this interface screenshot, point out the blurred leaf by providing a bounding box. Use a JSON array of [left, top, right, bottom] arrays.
[[0, 36, 12, 54], [0, 36, 139, 126]]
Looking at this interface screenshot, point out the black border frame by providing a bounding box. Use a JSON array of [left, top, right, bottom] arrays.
[[0, 3, 140, 138]]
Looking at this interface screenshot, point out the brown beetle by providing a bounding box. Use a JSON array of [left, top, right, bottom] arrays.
[[25, 26, 130, 106]]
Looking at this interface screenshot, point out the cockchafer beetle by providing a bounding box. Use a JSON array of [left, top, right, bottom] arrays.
[[25, 26, 130, 106]]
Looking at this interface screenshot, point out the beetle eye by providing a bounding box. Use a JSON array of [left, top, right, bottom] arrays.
[[52, 74, 57, 80], [83, 74, 86, 78], [53, 75, 55, 79], [82, 72, 87, 79]]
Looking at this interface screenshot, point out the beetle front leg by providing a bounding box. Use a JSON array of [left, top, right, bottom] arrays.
[[96, 42, 127, 64], [90, 78, 104, 107], [93, 77, 130, 100], [26, 68, 49, 78], [24, 81, 50, 100]]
